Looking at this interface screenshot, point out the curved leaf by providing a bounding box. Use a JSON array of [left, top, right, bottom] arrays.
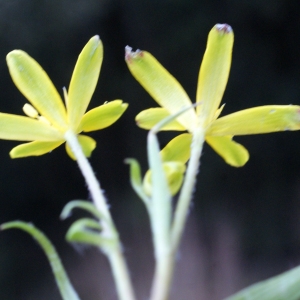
[[60, 200, 104, 221], [1, 221, 79, 300], [66, 218, 114, 249], [224, 265, 300, 300], [124, 158, 150, 206]]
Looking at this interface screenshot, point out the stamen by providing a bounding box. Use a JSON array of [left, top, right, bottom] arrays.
[[23, 103, 52, 125], [63, 87, 68, 108], [23, 103, 38, 118], [38, 116, 51, 125]]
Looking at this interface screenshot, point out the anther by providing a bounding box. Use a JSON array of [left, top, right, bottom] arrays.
[[23, 103, 38, 118]]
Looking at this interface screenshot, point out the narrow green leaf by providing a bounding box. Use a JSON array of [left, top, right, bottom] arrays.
[[124, 158, 150, 206], [1, 221, 80, 300], [225, 265, 300, 300], [147, 127, 172, 257], [60, 200, 104, 221], [66, 218, 114, 249]]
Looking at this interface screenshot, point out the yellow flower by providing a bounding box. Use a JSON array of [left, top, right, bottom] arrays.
[[1, 36, 128, 159], [125, 24, 300, 167]]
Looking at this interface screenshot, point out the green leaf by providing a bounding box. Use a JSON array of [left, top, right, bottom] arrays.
[[60, 200, 104, 221], [1, 221, 80, 300], [147, 126, 172, 257], [224, 265, 300, 300], [66, 218, 114, 248], [124, 158, 150, 207]]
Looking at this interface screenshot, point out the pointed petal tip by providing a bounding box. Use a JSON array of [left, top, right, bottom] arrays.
[[91, 35, 101, 44], [125, 46, 142, 62], [6, 50, 24, 62], [215, 24, 233, 34]]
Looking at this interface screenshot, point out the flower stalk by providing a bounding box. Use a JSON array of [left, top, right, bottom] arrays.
[[171, 126, 205, 251], [64, 130, 136, 300]]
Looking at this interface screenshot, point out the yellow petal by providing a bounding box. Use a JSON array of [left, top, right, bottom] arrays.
[[206, 135, 249, 167], [79, 100, 128, 132], [160, 133, 192, 163], [208, 105, 300, 136], [66, 135, 96, 160], [136, 108, 186, 131], [125, 47, 197, 132], [10, 141, 64, 158], [68, 36, 103, 130], [6, 50, 67, 130], [196, 24, 233, 126], [0, 113, 64, 141], [143, 162, 186, 196]]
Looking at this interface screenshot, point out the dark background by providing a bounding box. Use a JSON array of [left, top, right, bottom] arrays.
[[1, 0, 300, 299]]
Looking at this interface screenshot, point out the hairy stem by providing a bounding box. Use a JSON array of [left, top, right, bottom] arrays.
[[64, 130, 136, 300], [171, 127, 205, 253]]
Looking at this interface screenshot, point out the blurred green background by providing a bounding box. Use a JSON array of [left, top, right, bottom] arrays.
[[1, 0, 300, 299]]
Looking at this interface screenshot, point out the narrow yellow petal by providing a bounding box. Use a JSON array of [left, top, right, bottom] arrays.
[[6, 50, 67, 130], [66, 135, 96, 160], [206, 135, 249, 167], [136, 108, 186, 131], [196, 24, 233, 126], [160, 133, 192, 163], [68, 36, 103, 130], [125, 47, 197, 132], [10, 141, 64, 158], [0, 113, 64, 141], [208, 105, 300, 136], [79, 100, 127, 132]]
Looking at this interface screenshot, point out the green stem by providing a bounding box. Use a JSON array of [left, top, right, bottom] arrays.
[[1, 221, 80, 300], [149, 251, 174, 300], [171, 127, 205, 252], [64, 130, 136, 300], [148, 124, 205, 300]]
